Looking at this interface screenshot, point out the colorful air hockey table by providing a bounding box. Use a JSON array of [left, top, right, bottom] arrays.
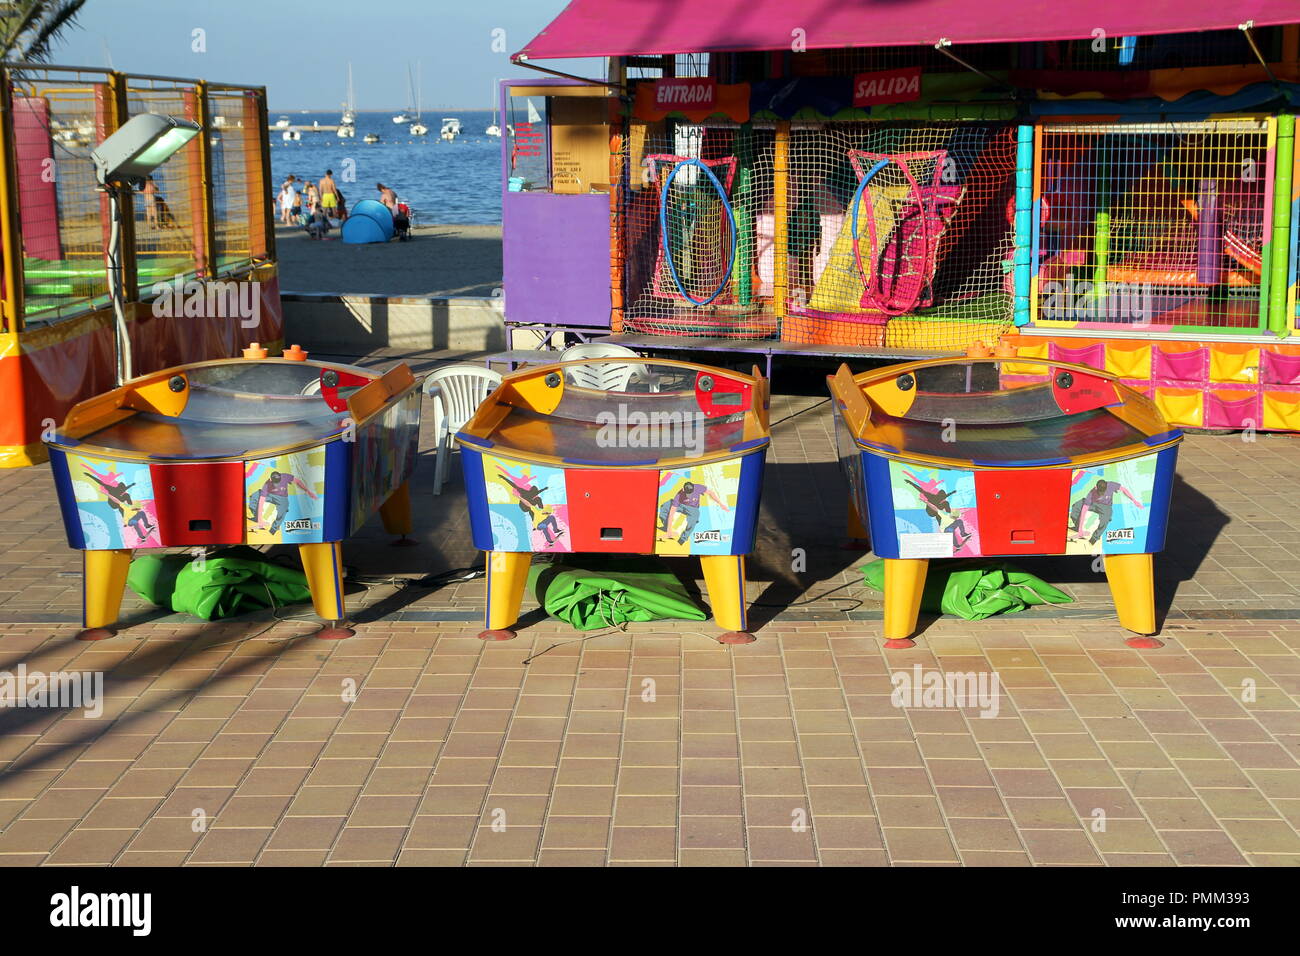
[[456, 357, 770, 643], [830, 357, 1182, 648], [45, 355, 421, 639]]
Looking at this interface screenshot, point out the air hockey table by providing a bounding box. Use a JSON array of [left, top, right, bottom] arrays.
[[456, 357, 770, 643], [44, 355, 421, 639], [829, 356, 1182, 648]]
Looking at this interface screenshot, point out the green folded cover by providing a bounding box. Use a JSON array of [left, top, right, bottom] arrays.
[[528, 557, 707, 631], [860, 559, 1072, 621], [127, 546, 313, 621]]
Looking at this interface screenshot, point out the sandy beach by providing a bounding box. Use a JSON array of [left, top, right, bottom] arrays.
[[274, 222, 502, 297]]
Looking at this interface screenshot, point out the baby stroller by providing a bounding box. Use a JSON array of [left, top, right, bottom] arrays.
[[393, 201, 412, 241]]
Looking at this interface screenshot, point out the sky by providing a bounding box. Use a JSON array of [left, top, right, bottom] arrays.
[[45, 0, 595, 110]]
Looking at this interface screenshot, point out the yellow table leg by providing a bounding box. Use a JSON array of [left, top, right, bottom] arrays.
[[883, 557, 928, 648], [483, 550, 531, 640], [299, 541, 351, 637], [378, 481, 413, 537], [1104, 552, 1161, 646], [700, 554, 753, 644], [81, 549, 134, 639]]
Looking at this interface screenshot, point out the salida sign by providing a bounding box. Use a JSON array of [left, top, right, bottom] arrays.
[[653, 77, 716, 108], [853, 67, 922, 107]]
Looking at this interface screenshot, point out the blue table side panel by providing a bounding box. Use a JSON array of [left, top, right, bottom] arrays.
[[730, 452, 766, 555], [48, 449, 86, 550], [861, 451, 900, 559]]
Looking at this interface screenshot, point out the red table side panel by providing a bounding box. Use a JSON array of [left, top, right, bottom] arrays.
[[149, 462, 246, 546], [973, 469, 1070, 555], [566, 469, 659, 553]]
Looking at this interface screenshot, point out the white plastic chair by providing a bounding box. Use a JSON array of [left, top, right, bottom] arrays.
[[422, 364, 502, 494], [560, 342, 653, 392]]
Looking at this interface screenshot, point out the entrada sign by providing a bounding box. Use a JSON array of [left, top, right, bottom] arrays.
[[654, 77, 717, 108], [853, 67, 923, 106]]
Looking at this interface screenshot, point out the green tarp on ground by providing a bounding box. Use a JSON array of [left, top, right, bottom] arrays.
[[127, 546, 313, 621], [527, 557, 706, 630], [860, 558, 1072, 621]]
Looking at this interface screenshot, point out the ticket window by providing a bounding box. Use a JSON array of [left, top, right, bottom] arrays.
[[505, 88, 611, 195]]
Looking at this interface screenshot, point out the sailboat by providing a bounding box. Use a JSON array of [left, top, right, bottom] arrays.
[[408, 63, 428, 136], [337, 62, 356, 138], [486, 79, 501, 137]]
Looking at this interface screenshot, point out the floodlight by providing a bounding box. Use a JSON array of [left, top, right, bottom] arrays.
[[91, 112, 201, 186], [91, 112, 201, 386]]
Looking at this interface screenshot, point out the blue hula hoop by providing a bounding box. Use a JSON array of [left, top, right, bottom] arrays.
[[658, 158, 738, 307], [849, 158, 892, 250]]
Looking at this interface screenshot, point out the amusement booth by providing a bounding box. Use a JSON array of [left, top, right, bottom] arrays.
[[501, 2, 1300, 432]]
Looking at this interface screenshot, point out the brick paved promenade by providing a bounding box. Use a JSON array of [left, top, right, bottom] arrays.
[[1, 351, 1297, 866]]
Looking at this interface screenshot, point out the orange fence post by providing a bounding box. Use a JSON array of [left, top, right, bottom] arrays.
[[773, 121, 789, 325], [179, 85, 211, 277], [0, 68, 26, 332], [254, 87, 276, 265], [240, 88, 270, 262]]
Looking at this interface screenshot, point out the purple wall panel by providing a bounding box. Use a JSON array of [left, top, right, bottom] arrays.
[[503, 192, 611, 328]]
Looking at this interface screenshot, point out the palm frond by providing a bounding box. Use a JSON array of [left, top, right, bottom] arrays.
[[0, 1, 49, 60], [21, 0, 86, 62], [0, 0, 86, 63]]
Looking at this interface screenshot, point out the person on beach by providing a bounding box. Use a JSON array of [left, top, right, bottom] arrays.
[[376, 182, 410, 239], [306, 204, 331, 239], [278, 180, 297, 224], [319, 169, 339, 218], [140, 175, 159, 227]]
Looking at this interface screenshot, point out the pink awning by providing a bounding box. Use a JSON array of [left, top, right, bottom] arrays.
[[514, 0, 1298, 61]]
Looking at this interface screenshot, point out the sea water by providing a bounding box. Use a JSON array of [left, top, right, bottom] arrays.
[[269, 110, 502, 225]]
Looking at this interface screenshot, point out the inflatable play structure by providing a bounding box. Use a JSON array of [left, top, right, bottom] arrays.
[[341, 199, 396, 244], [497, 4, 1300, 432]]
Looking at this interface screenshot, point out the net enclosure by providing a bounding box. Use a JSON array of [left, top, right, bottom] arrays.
[[618, 118, 1020, 352], [1033, 118, 1271, 333]]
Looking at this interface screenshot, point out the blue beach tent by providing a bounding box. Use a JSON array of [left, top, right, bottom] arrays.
[[341, 199, 395, 244]]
